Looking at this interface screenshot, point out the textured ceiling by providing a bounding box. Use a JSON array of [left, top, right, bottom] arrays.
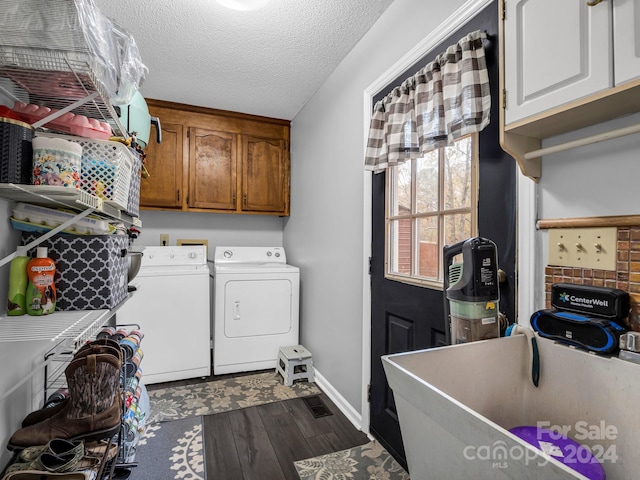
[[95, 0, 395, 120]]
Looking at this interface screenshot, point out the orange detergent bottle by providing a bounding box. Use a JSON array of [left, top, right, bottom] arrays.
[[25, 247, 57, 316]]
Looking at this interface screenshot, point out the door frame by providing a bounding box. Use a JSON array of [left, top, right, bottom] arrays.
[[359, 0, 536, 435]]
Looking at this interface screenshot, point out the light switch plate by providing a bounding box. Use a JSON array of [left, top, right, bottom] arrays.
[[548, 227, 617, 271]]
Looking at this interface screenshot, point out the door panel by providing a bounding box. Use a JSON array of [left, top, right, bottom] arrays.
[[223, 279, 293, 337], [613, 0, 640, 85], [242, 136, 288, 213], [189, 128, 237, 210], [370, 181, 447, 466], [140, 122, 183, 208], [369, 3, 516, 468], [504, 0, 612, 124]]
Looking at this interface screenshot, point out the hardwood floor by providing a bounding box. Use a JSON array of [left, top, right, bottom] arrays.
[[202, 393, 370, 480], [147, 370, 370, 480]]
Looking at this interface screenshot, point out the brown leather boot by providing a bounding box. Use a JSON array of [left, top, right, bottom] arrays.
[[21, 343, 122, 428], [8, 353, 122, 449]]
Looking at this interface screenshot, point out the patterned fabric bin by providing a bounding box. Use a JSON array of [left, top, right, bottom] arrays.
[[22, 233, 128, 311], [125, 148, 142, 218]]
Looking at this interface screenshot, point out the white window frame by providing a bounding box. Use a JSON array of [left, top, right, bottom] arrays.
[[384, 133, 479, 289]]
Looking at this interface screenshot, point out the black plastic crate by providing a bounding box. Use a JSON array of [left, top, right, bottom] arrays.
[[1, 117, 33, 184]]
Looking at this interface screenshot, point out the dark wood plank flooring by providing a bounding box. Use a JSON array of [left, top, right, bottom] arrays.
[[202, 393, 370, 480], [148, 371, 370, 480]]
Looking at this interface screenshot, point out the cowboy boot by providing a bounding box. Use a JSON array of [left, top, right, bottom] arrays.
[[21, 343, 122, 428], [8, 353, 122, 449], [76, 338, 122, 361]]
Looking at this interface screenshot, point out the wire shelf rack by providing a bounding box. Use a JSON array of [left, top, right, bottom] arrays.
[[0, 48, 126, 137], [0, 183, 141, 227], [0, 309, 111, 344]]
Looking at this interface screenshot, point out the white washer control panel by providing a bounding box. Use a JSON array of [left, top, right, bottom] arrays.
[[140, 245, 207, 267]]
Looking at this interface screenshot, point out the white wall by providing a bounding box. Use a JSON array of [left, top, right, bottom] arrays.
[[533, 112, 640, 311], [132, 210, 284, 260], [284, 0, 467, 413]]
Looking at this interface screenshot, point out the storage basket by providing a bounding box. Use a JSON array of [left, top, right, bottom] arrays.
[[125, 148, 141, 217], [36, 133, 133, 210], [0, 117, 33, 184], [21, 232, 129, 311]]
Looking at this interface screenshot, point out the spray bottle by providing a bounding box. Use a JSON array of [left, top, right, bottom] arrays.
[[26, 247, 56, 316], [7, 247, 30, 316]]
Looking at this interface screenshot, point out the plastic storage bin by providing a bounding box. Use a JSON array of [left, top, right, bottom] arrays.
[[11, 202, 113, 235], [36, 133, 133, 210]]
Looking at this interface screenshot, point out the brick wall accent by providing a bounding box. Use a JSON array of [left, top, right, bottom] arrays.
[[544, 226, 640, 331]]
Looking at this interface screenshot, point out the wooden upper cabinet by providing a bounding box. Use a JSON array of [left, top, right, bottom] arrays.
[[141, 99, 290, 215], [140, 121, 183, 209], [189, 128, 237, 210], [242, 136, 289, 214]]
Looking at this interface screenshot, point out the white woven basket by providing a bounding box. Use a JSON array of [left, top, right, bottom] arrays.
[[36, 132, 133, 210]]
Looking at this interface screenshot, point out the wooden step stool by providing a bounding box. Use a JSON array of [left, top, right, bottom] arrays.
[[277, 345, 314, 386]]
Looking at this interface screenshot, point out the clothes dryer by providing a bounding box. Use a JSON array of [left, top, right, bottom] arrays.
[[213, 246, 299, 374]]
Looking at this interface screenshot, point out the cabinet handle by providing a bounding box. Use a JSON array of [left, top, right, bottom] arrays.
[[586, 0, 602, 5], [177, 189, 180, 202], [243, 194, 247, 206]]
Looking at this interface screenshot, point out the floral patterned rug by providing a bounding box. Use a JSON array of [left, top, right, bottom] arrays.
[[147, 371, 322, 424], [134, 372, 321, 479], [133, 416, 204, 480], [294, 441, 410, 480]]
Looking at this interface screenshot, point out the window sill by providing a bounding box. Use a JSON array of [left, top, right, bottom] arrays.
[[384, 273, 444, 291]]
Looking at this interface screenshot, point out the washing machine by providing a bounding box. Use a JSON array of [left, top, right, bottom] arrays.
[[116, 245, 211, 384], [213, 246, 299, 374]]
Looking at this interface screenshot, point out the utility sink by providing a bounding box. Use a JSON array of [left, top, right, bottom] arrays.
[[382, 335, 640, 479]]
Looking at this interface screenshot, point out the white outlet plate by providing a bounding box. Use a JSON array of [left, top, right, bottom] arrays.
[[548, 227, 617, 271]]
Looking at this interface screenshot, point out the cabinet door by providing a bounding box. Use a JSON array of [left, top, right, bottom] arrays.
[[140, 122, 183, 208], [505, 0, 612, 125], [242, 136, 289, 215], [614, 0, 640, 85], [189, 128, 237, 210]]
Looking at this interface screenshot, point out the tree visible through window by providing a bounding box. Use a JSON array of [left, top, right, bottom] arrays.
[[386, 134, 478, 287]]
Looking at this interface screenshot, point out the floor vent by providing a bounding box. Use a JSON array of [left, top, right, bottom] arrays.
[[303, 395, 333, 418]]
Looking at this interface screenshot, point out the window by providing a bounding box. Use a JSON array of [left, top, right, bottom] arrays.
[[386, 134, 478, 287]]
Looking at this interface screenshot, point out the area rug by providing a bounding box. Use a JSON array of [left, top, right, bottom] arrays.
[[147, 371, 322, 424], [294, 441, 410, 480], [133, 416, 204, 480]]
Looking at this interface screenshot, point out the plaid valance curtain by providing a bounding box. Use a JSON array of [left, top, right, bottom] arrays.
[[365, 30, 491, 172]]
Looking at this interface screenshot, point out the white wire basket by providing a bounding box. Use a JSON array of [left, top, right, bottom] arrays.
[[37, 133, 133, 211]]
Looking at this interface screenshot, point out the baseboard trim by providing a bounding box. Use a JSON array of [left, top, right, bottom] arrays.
[[314, 369, 363, 432]]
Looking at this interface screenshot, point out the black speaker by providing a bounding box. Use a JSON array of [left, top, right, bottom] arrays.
[[530, 309, 626, 354]]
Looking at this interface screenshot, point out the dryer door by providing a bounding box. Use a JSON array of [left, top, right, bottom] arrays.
[[223, 278, 293, 337]]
